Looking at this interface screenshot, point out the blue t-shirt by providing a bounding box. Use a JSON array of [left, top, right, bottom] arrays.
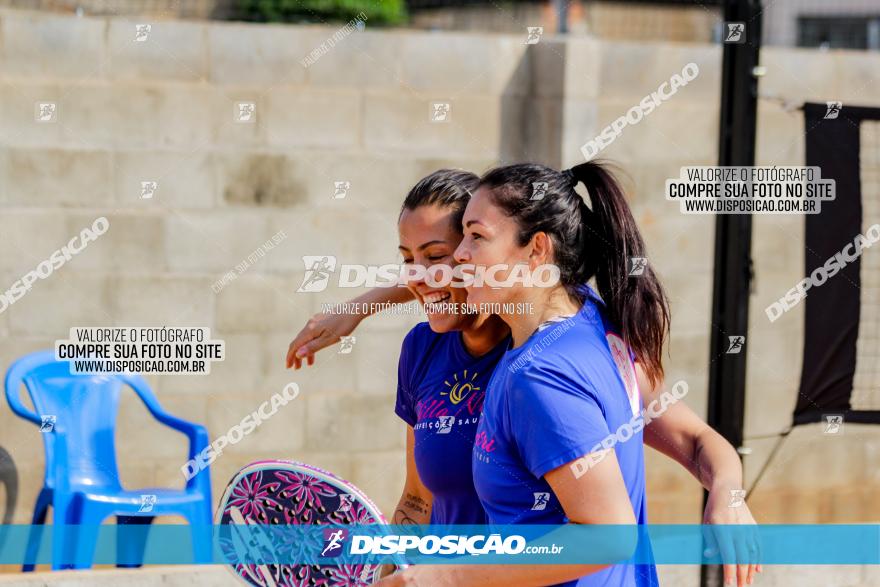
[[472, 290, 658, 587], [395, 322, 510, 525]]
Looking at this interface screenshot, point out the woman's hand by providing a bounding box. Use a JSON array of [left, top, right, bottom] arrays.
[[286, 311, 362, 369], [703, 485, 762, 586], [285, 287, 415, 369]]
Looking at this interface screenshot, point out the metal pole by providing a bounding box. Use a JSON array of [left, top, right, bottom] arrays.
[[701, 2, 762, 587], [555, 0, 569, 34]]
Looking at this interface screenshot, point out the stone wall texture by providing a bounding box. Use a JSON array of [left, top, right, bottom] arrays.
[[0, 8, 878, 584]]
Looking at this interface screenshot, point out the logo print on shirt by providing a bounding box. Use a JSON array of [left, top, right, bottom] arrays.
[[606, 332, 641, 418], [531, 492, 550, 511], [442, 370, 480, 405], [436, 415, 455, 434]]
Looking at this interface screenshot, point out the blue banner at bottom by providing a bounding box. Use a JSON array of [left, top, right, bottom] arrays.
[[0, 524, 877, 566]]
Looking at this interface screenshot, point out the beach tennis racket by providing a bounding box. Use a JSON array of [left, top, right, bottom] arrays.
[[216, 460, 394, 587]]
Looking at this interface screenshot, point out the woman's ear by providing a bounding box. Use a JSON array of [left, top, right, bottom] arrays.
[[528, 231, 554, 268]]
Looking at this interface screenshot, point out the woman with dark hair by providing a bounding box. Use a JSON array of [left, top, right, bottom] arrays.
[[383, 169, 510, 526], [287, 164, 759, 587]]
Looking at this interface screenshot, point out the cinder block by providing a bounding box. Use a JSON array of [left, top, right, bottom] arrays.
[[6, 273, 114, 336], [0, 148, 6, 202], [222, 151, 422, 213], [0, 210, 68, 272], [0, 302, 7, 338], [659, 268, 712, 339], [351, 449, 406, 516], [264, 207, 398, 273], [153, 459, 190, 491], [164, 209, 270, 273], [113, 150, 216, 208], [761, 47, 841, 102], [292, 452, 355, 484], [760, 47, 839, 106], [598, 41, 685, 100], [57, 84, 214, 150], [107, 18, 208, 82], [756, 102, 805, 167], [208, 21, 309, 86], [833, 51, 880, 105], [116, 391, 193, 460], [215, 151, 308, 208], [411, 157, 495, 183], [563, 37, 604, 99], [0, 81, 65, 148], [594, 100, 718, 166], [0, 10, 107, 80], [205, 392, 306, 457], [62, 211, 165, 274], [304, 29, 403, 90], [531, 38, 572, 99], [159, 333, 263, 396], [759, 425, 864, 493], [400, 31, 527, 95], [7, 276, 114, 339], [211, 92, 265, 149], [560, 98, 600, 168], [354, 330, 405, 395], [214, 275, 311, 335], [306, 394, 405, 453], [0, 386, 46, 467], [363, 93, 502, 158], [264, 89, 359, 149], [2, 148, 113, 207], [7, 463, 46, 524], [109, 275, 214, 327]]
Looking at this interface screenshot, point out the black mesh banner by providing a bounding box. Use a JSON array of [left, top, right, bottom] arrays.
[[795, 103, 880, 425]]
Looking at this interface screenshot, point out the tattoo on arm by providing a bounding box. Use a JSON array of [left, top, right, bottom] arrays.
[[393, 492, 430, 524], [393, 509, 419, 524], [403, 493, 429, 514]]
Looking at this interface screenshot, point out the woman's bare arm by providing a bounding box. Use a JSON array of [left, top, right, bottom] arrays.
[[638, 366, 760, 587], [286, 287, 415, 369], [393, 427, 433, 525]]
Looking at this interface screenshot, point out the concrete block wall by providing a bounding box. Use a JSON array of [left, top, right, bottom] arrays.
[[0, 13, 878, 585]]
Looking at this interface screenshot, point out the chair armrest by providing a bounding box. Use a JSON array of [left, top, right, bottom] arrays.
[[4, 364, 41, 427], [120, 374, 212, 492]]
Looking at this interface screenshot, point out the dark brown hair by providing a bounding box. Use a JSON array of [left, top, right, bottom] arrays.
[[400, 169, 479, 232], [479, 161, 670, 387]]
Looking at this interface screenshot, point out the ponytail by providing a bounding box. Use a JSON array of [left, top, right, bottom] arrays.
[[568, 162, 669, 388], [479, 161, 669, 387]]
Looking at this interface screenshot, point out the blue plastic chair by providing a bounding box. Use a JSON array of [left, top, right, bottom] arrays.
[[4, 350, 213, 570]]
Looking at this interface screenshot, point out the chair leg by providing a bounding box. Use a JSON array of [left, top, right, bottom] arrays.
[[50, 496, 73, 571], [66, 498, 104, 571], [188, 505, 214, 564], [69, 521, 102, 570], [22, 489, 51, 572], [115, 515, 154, 568]]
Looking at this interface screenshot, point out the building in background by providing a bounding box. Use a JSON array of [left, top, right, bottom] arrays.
[[0, 0, 877, 48]]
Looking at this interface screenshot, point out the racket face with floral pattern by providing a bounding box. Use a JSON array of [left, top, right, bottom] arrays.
[[216, 460, 390, 587]]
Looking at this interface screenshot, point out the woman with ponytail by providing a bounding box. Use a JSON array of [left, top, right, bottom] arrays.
[[288, 163, 760, 587]]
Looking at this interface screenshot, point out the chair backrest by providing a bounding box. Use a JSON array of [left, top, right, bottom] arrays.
[[5, 350, 125, 491]]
